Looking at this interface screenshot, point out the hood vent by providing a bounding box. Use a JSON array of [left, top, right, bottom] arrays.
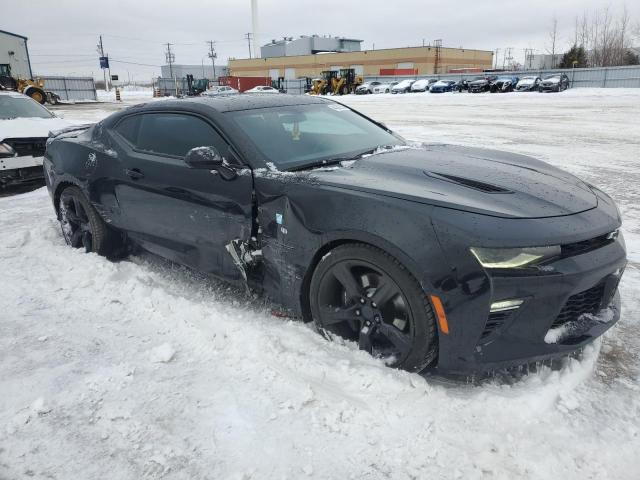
[[425, 171, 512, 194]]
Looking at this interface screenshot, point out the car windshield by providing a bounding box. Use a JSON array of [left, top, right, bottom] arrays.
[[0, 95, 54, 120], [520, 76, 536, 82], [229, 103, 403, 171], [544, 75, 560, 81]]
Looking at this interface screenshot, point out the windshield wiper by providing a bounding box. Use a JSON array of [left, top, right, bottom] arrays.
[[288, 145, 397, 172]]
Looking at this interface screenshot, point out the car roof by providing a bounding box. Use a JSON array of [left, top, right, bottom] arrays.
[[0, 91, 29, 98], [138, 93, 330, 113]]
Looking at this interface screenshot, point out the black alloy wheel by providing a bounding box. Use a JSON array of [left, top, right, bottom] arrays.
[[58, 186, 123, 256], [310, 244, 438, 372]]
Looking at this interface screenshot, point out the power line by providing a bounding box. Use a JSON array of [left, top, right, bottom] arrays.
[[111, 59, 161, 68]]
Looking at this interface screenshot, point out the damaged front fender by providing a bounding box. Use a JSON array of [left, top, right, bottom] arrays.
[[251, 171, 452, 318]]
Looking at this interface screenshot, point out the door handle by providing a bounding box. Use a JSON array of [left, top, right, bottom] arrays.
[[125, 168, 144, 180]]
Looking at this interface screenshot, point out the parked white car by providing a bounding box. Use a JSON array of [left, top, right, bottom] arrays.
[[355, 81, 382, 94], [391, 79, 416, 94], [410, 78, 437, 92], [372, 82, 398, 94], [245, 85, 280, 94], [0, 91, 72, 188], [201, 86, 238, 96]]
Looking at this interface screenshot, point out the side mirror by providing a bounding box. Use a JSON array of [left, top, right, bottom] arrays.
[[184, 146, 224, 169]]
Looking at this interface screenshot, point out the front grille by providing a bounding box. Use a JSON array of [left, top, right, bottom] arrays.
[[551, 283, 606, 329], [561, 233, 614, 258], [4, 137, 47, 157], [481, 311, 512, 339]]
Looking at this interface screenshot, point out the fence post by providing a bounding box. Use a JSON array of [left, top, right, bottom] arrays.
[[602, 68, 608, 88], [62, 77, 69, 101]]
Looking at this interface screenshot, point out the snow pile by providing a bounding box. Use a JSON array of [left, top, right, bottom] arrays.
[[149, 343, 176, 363], [1, 89, 639, 479]]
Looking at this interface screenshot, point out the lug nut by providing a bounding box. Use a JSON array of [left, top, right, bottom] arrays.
[[374, 315, 380, 323], [355, 309, 361, 316], [360, 298, 365, 304], [371, 302, 377, 308]]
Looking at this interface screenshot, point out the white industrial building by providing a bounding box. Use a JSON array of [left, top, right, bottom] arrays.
[[0, 29, 33, 79], [160, 64, 228, 80], [261, 35, 362, 58]]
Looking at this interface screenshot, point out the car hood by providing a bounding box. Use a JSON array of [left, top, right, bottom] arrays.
[[0, 117, 73, 142], [310, 145, 598, 219]]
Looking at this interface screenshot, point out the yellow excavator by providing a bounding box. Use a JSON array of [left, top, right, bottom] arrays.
[[310, 69, 363, 96], [0, 66, 59, 104]]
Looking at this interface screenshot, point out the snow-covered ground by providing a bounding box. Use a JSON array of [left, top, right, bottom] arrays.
[[1, 89, 639, 479]]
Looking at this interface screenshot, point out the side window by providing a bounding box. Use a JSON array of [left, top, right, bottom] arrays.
[[134, 113, 226, 158], [114, 115, 141, 145]]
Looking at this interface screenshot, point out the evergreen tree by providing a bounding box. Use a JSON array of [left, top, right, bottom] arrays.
[[559, 45, 588, 68]]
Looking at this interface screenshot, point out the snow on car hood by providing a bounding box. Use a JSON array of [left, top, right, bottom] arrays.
[[544, 77, 561, 84], [0, 117, 73, 141], [311, 145, 598, 219]]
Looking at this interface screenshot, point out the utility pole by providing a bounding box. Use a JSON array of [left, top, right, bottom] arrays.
[[207, 40, 217, 79], [494, 48, 500, 69], [97, 35, 109, 91], [165, 43, 176, 95], [245, 33, 253, 59], [433, 39, 442, 75], [165, 43, 175, 79]]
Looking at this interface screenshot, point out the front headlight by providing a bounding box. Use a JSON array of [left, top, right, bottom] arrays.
[[470, 246, 561, 269], [0, 142, 16, 158]]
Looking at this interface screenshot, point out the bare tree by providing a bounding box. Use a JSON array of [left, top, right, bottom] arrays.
[[573, 5, 637, 67]]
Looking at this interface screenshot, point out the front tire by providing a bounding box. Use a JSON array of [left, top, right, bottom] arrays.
[[309, 243, 438, 372], [58, 186, 123, 256], [25, 86, 47, 104]]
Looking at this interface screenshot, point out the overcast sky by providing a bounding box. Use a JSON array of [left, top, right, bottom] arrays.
[[4, 0, 639, 81]]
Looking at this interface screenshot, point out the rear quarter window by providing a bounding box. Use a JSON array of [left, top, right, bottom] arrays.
[[114, 115, 141, 145]]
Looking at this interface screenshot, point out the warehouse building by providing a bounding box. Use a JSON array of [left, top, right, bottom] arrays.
[[0, 29, 32, 79], [229, 43, 493, 79]]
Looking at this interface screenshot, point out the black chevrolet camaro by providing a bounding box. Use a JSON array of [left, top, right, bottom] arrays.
[[43, 95, 626, 374]]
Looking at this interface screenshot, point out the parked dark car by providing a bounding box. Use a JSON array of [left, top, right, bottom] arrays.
[[468, 76, 496, 93], [515, 76, 542, 92], [540, 74, 570, 92], [454, 79, 470, 92], [429, 80, 457, 93], [44, 95, 626, 375], [491, 76, 519, 93]]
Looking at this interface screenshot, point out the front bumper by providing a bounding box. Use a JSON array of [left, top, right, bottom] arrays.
[[433, 236, 626, 374], [426, 192, 626, 374], [0, 155, 45, 187]]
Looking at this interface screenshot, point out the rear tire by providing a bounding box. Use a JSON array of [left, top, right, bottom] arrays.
[[58, 186, 124, 257], [309, 243, 438, 372]]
